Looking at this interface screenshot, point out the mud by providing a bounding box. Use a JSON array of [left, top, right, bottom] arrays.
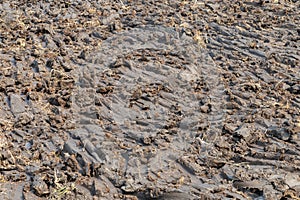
[[0, 0, 299, 200]]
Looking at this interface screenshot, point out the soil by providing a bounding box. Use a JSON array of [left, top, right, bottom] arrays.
[[0, 0, 299, 199]]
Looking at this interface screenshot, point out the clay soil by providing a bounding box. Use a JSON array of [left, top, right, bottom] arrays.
[[0, 0, 299, 199]]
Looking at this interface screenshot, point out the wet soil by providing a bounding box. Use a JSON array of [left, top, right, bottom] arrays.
[[0, 0, 299, 199]]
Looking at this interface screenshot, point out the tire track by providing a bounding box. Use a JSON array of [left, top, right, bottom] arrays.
[[68, 25, 226, 196]]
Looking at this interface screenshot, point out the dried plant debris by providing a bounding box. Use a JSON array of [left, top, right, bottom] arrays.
[[0, 0, 299, 199]]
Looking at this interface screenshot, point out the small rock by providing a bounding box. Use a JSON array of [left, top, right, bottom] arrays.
[[200, 104, 211, 113], [9, 94, 26, 115], [267, 126, 290, 141], [32, 176, 50, 196], [234, 123, 253, 142]]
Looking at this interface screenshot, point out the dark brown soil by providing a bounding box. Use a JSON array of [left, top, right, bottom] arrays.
[[0, 0, 299, 199]]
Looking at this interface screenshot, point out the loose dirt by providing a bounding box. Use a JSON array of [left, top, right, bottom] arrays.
[[0, 0, 299, 200]]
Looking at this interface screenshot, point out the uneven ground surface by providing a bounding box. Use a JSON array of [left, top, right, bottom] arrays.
[[0, 0, 299, 199]]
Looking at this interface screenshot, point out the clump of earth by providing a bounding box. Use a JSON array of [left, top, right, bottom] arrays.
[[0, 0, 299, 200]]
